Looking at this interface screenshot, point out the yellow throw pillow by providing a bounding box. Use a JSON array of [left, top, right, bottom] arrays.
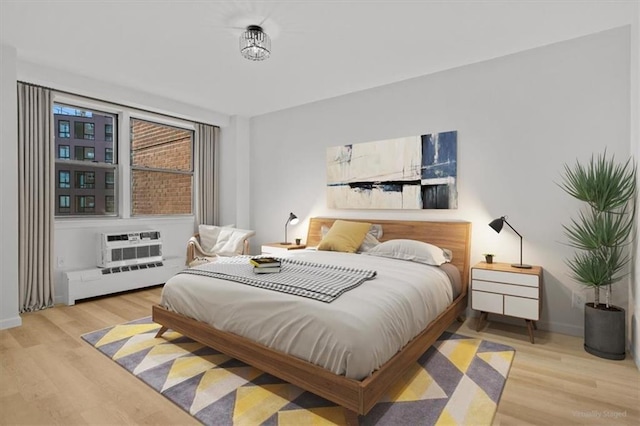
[[317, 220, 372, 253]]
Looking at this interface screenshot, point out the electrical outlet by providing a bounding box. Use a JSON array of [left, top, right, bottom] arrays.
[[572, 291, 586, 309], [57, 256, 65, 268]]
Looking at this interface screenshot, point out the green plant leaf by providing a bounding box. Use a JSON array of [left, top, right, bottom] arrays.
[[559, 151, 636, 292]]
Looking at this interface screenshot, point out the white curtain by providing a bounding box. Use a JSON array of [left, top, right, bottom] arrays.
[[195, 123, 219, 225], [17, 82, 54, 312]]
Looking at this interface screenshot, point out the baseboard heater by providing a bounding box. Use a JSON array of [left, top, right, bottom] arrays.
[[63, 257, 182, 305]]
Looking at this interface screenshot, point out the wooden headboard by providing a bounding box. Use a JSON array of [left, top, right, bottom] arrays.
[[306, 217, 472, 291]]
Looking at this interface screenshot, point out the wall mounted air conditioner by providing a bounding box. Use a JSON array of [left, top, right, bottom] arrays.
[[98, 230, 162, 268]]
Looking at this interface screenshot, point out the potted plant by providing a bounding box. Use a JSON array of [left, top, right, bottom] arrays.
[[483, 253, 495, 264], [559, 151, 636, 360]]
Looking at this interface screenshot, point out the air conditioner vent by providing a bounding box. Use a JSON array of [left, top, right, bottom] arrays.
[[98, 230, 163, 268], [101, 261, 164, 275]]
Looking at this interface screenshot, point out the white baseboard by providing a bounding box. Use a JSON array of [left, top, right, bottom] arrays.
[[0, 316, 22, 330]]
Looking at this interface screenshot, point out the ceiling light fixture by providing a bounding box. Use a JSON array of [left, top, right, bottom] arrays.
[[240, 25, 271, 61]]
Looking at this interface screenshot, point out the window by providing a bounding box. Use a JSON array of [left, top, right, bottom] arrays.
[[75, 171, 95, 189], [105, 171, 114, 189], [58, 145, 70, 159], [130, 118, 193, 215], [74, 121, 95, 140], [105, 196, 115, 213], [58, 120, 70, 138], [59, 171, 70, 188], [74, 146, 95, 161], [58, 195, 70, 214], [59, 195, 70, 208], [55, 103, 116, 217], [75, 196, 95, 213], [53, 100, 199, 219]]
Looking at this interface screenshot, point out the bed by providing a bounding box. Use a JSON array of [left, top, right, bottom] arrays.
[[152, 217, 471, 420]]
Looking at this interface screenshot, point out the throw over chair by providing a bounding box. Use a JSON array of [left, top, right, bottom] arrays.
[[186, 225, 255, 266]]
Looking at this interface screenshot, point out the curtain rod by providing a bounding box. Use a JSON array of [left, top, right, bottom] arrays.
[[17, 80, 220, 129]]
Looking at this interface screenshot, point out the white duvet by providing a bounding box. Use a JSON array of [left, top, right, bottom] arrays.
[[160, 250, 453, 380]]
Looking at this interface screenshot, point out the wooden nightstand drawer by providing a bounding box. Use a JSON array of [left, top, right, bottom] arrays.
[[504, 295, 539, 320], [473, 268, 539, 287], [471, 290, 503, 314], [472, 279, 539, 298]]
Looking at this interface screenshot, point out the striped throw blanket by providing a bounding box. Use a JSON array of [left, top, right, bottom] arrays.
[[178, 256, 377, 303]]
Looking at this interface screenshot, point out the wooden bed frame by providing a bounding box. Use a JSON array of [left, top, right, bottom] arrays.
[[153, 218, 471, 420]]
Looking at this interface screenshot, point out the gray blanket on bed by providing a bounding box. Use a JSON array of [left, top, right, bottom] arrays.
[[178, 256, 376, 303]]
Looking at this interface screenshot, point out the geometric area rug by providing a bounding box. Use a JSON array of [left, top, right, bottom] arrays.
[[82, 317, 515, 426]]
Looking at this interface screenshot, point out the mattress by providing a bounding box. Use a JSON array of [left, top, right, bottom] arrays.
[[160, 250, 456, 380]]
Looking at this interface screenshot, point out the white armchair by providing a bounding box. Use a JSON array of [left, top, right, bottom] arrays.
[[186, 225, 255, 266]]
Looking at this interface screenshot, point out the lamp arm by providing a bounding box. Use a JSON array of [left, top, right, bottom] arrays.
[[502, 218, 523, 238], [503, 218, 524, 266], [284, 217, 291, 244]]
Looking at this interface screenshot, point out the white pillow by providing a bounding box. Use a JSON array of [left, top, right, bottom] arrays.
[[212, 228, 255, 255], [364, 239, 450, 266], [369, 224, 383, 239], [357, 233, 381, 253], [198, 224, 224, 252]]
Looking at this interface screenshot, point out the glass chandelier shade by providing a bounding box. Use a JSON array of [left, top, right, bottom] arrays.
[[240, 25, 271, 61]]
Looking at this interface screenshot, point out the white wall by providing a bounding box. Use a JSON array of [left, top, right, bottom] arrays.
[[219, 116, 251, 229], [0, 44, 21, 329], [250, 27, 632, 337]]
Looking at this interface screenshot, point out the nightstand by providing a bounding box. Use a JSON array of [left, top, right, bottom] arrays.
[[261, 242, 306, 255], [471, 262, 543, 343]]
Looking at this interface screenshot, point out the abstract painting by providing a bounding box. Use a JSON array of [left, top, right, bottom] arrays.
[[326, 131, 457, 209]]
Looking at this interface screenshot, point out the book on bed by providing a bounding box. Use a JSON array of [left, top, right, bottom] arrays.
[[253, 266, 281, 274], [250, 257, 281, 267]]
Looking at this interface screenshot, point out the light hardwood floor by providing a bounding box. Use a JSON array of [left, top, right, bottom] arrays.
[[1, 287, 638, 425]]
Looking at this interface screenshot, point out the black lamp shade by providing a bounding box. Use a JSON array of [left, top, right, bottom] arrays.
[[287, 212, 299, 226], [489, 217, 504, 233]]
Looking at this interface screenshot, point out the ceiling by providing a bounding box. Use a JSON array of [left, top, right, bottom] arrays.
[[0, 1, 636, 117]]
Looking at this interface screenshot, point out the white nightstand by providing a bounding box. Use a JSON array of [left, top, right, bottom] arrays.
[[471, 262, 543, 343], [261, 242, 306, 255]]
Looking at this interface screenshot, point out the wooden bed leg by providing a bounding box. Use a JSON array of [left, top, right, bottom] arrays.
[[526, 320, 535, 344], [343, 408, 359, 426], [155, 326, 168, 338], [476, 311, 488, 332]]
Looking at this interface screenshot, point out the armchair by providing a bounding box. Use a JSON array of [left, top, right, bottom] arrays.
[[186, 225, 255, 266]]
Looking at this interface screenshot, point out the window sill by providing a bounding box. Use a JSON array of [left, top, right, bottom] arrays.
[[54, 215, 195, 230]]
